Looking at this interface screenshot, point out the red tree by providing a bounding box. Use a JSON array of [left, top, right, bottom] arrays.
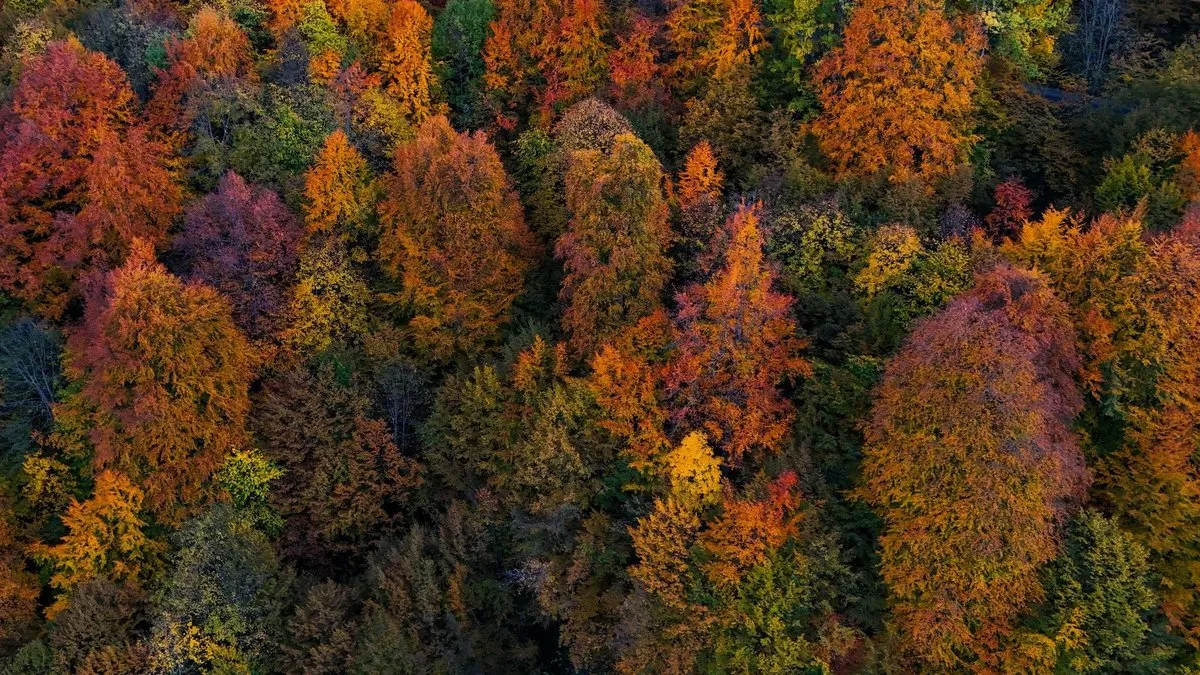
[[0, 39, 182, 318], [174, 172, 303, 343]]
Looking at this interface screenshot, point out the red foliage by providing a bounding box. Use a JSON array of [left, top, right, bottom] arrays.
[[174, 172, 302, 342], [985, 178, 1035, 239], [0, 39, 181, 318]]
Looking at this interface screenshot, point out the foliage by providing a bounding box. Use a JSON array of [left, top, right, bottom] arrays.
[[54, 242, 255, 522], [557, 133, 671, 358], [860, 266, 1087, 669], [812, 0, 984, 181], [379, 115, 536, 360]]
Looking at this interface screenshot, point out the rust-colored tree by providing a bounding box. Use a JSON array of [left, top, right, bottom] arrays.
[[174, 172, 302, 343], [666, 204, 809, 461], [859, 266, 1087, 669], [0, 38, 182, 318], [812, 0, 984, 181], [379, 115, 536, 360], [557, 133, 672, 358], [54, 242, 255, 522]]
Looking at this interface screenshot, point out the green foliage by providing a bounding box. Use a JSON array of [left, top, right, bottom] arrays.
[[432, 0, 494, 128]]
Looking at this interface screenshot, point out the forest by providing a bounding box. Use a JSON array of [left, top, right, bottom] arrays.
[[0, 0, 1198, 671]]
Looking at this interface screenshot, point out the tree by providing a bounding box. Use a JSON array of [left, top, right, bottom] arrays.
[[303, 130, 377, 249], [812, 0, 984, 181], [378, 115, 536, 360], [0, 492, 38, 648], [482, 0, 610, 129], [674, 141, 726, 281], [379, 0, 436, 121], [54, 241, 255, 521], [0, 38, 182, 318], [0, 318, 61, 454], [557, 133, 672, 358], [433, 0, 495, 129], [666, 204, 809, 461], [859, 266, 1087, 669], [1030, 510, 1162, 673], [665, 0, 766, 94], [29, 471, 163, 619], [985, 178, 1036, 239], [174, 172, 303, 343], [253, 363, 423, 568], [281, 240, 372, 356], [148, 505, 291, 674]]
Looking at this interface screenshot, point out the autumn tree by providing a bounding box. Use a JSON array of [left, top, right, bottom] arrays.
[[0, 38, 182, 318], [54, 242, 255, 521], [674, 141, 726, 281], [1007, 211, 1200, 645], [0, 492, 38, 647], [379, 0, 436, 121], [859, 266, 1087, 669], [985, 177, 1036, 239], [608, 14, 667, 111], [665, 0, 766, 94], [174, 172, 303, 343], [812, 0, 984, 181], [29, 471, 163, 619], [378, 115, 536, 360], [303, 130, 377, 249], [482, 0, 610, 129], [667, 204, 809, 461], [557, 132, 672, 358], [281, 240, 372, 356]]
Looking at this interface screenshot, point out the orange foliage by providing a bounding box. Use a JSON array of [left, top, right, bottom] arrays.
[[380, 0, 436, 121], [666, 204, 809, 461], [665, 0, 765, 92], [859, 266, 1086, 669], [55, 242, 255, 522], [146, 8, 255, 145], [608, 14, 665, 109], [699, 471, 802, 586], [28, 471, 163, 619], [379, 116, 536, 359], [304, 130, 376, 243], [812, 0, 984, 181], [0, 39, 182, 318]]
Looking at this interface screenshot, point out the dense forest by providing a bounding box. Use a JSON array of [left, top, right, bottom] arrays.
[[0, 0, 1198, 671]]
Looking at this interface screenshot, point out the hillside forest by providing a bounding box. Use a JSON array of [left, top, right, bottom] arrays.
[[1, 0, 1200, 671]]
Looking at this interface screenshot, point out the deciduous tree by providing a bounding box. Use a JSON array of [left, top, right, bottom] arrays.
[[174, 172, 302, 343], [859, 266, 1087, 669], [379, 115, 536, 360], [812, 0, 984, 181], [557, 133, 672, 358], [666, 204, 809, 461], [55, 242, 255, 521], [0, 38, 182, 318]]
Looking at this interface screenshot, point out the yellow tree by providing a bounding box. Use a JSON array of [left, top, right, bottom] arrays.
[[29, 471, 164, 619], [812, 0, 984, 181], [665, 0, 766, 93]]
